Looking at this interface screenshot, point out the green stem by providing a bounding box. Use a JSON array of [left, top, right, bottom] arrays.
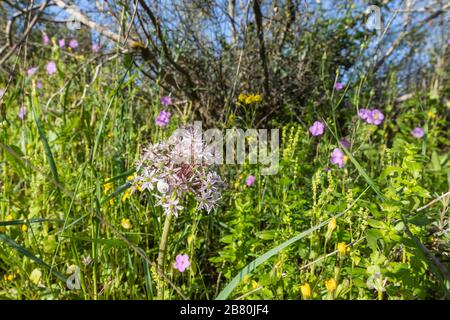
[[157, 212, 173, 300]]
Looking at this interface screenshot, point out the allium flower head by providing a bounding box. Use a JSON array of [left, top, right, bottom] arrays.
[[18, 105, 27, 120], [161, 96, 173, 106], [58, 38, 65, 48], [132, 124, 225, 216], [156, 110, 171, 127], [366, 109, 384, 125], [46, 61, 57, 75], [246, 175, 256, 187], [330, 148, 347, 168], [69, 39, 78, 49], [309, 121, 325, 136], [173, 254, 190, 272], [27, 67, 38, 77], [411, 127, 424, 138], [334, 82, 344, 91]]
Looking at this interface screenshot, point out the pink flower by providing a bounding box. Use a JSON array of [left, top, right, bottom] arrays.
[[156, 110, 171, 127], [58, 38, 65, 48], [0, 89, 4, 99], [330, 148, 347, 168], [69, 39, 78, 49], [18, 105, 27, 120], [357, 108, 370, 120], [42, 33, 50, 45], [46, 61, 57, 75], [161, 96, 173, 106], [411, 127, 424, 138], [27, 67, 38, 77], [92, 43, 100, 53], [173, 254, 190, 272], [448, 38, 450, 45], [366, 109, 384, 126], [36, 80, 43, 89], [309, 121, 325, 137], [334, 82, 344, 91], [246, 175, 256, 187]]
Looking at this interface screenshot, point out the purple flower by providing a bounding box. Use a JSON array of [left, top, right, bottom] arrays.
[[330, 148, 347, 168], [246, 175, 256, 187], [340, 138, 351, 149], [411, 127, 424, 138], [27, 67, 38, 77], [92, 43, 100, 53], [36, 80, 43, 89], [448, 38, 450, 45], [42, 33, 50, 45], [18, 106, 27, 120], [335, 82, 344, 91], [58, 38, 65, 48], [69, 39, 78, 49], [156, 110, 171, 127], [366, 109, 384, 126], [46, 61, 57, 75], [173, 254, 190, 272], [161, 96, 173, 106], [0, 89, 4, 99], [309, 121, 325, 137], [325, 167, 331, 173], [357, 108, 370, 120]]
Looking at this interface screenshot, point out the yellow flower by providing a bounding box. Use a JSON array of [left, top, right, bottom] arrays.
[[127, 174, 136, 181], [252, 94, 262, 103], [121, 189, 131, 202], [300, 283, 312, 299], [103, 182, 114, 194], [21, 224, 28, 232], [238, 93, 247, 103], [325, 278, 337, 293], [251, 280, 258, 289], [327, 218, 337, 233], [427, 111, 436, 119], [4, 274, 14, 281], [337, 242, 347, 256], [109, 198, 115, 206], [121, 218, 132, 229], [108, 131, 114, 139], [245, 96, 254, 104]]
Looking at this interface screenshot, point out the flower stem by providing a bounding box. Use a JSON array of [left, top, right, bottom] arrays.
[[157, 211, 173, 300]]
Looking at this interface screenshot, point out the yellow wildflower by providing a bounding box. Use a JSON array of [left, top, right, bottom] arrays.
[[427, 111, 436, 119], [300, 283, 312, 299], [103, 182, 114, 194], [228, 114, 236, 126], [337, 242, 347, 256], [127, 174, 136, 181], [121, 218, 132, 229], [252, 94, 262, 103], [251, 280, 259, 289], [238, 93, 247, 103], [108, 131, 114, 139], [121, 189, 131, 202], [327, 218, 337, 233], [21, 224, 28, 232], [4, 274, 14, 281], [325, 278, 337, 293]]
